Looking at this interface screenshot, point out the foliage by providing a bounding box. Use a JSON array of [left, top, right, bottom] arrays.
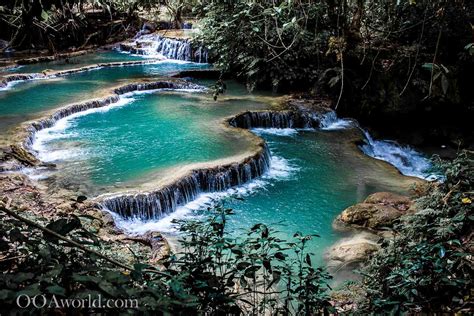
[[360, 151, 474, 313], [0, 203, 332, 313], [195, 0, 473, 134], [195, 1, 330, 91], [0, 0, 147, 51], [167, 206, 333, 314]]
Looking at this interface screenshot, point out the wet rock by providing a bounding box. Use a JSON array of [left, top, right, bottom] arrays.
[[101, 212, 116, 227], [335, 192, 413, 229], [287, 98, 333, 117], [325, 232, 380, 271], [8, 144, 40, 166], [364, 191, 412, 211], [338, 203, 403, 229]]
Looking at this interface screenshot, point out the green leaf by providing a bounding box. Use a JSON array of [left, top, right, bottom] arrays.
[[305, 254, 312, 266], [45, 217, 81, 238], [41, 10, 49, 21], [274, 252, 286, 260]]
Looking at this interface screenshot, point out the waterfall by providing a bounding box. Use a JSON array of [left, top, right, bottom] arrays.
[[1, 60, 168, 90], [101, 145, 271, 219], [359, 130, 436, 180], [230, 110, 437, 180], [318, 111, 355, 130], [228, 111, 318, 129], [0, 73, 44, 89], [120, 34, 208, 63]]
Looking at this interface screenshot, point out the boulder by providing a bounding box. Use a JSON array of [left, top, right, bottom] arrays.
[[364, 191, 412, 211], [335, 192, 413, 229], [338, 203, 403, 229], [325, 232, 380, 271]]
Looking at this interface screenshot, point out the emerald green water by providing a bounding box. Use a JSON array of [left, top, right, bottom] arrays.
[[224, 130, 408, 260], [0, 56, 209, 140], [31, 81, 273, 193], [1, 53, 415, 265], [4, 51, 145, 74], [115, 128, 412, 264]]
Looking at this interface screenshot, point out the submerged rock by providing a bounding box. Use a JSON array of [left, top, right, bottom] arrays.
[[335, 191, 413, 230]]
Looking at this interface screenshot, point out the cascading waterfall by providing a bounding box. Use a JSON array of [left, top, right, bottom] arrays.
[[231, 109, 436, 180], [228, 110, 319, 129], [0, 73, 44, 89], [101, 145, 271, 219], [317, 111, 355, 130], [102, 110, 324, 221], [314, 110, 435, 179], [119, 34, 208, 63], [0, 60, 167, 90], [359, 130, 436, 180]]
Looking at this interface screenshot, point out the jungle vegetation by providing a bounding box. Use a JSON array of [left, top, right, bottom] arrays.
[[0, 152, 472, 313], [0, 0, 472, 314]]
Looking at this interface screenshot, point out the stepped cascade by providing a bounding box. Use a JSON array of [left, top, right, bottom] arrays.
[[101, 145, 271, 219], [120, 34, 208, 63], [0, 50, 434, 264]]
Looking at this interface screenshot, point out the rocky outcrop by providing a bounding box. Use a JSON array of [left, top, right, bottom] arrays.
[[334, 192, 413, 230], [326, 192, 414, 280]]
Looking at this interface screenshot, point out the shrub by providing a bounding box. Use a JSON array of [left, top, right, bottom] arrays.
[[360, 151, 474, 313]]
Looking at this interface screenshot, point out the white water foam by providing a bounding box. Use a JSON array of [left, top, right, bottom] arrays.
[[252, 128, 299, 136], [317, 111, 436, 180], [111, 154, 300, 235], [122, 34, 208, 63], [32, 96, 135, 162], [318, 111, 354, 130], [360, 130, 437, 180], [0, 73, 46, 91]]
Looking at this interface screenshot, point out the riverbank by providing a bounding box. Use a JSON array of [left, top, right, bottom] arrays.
[[0, 171, 170, 265]]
